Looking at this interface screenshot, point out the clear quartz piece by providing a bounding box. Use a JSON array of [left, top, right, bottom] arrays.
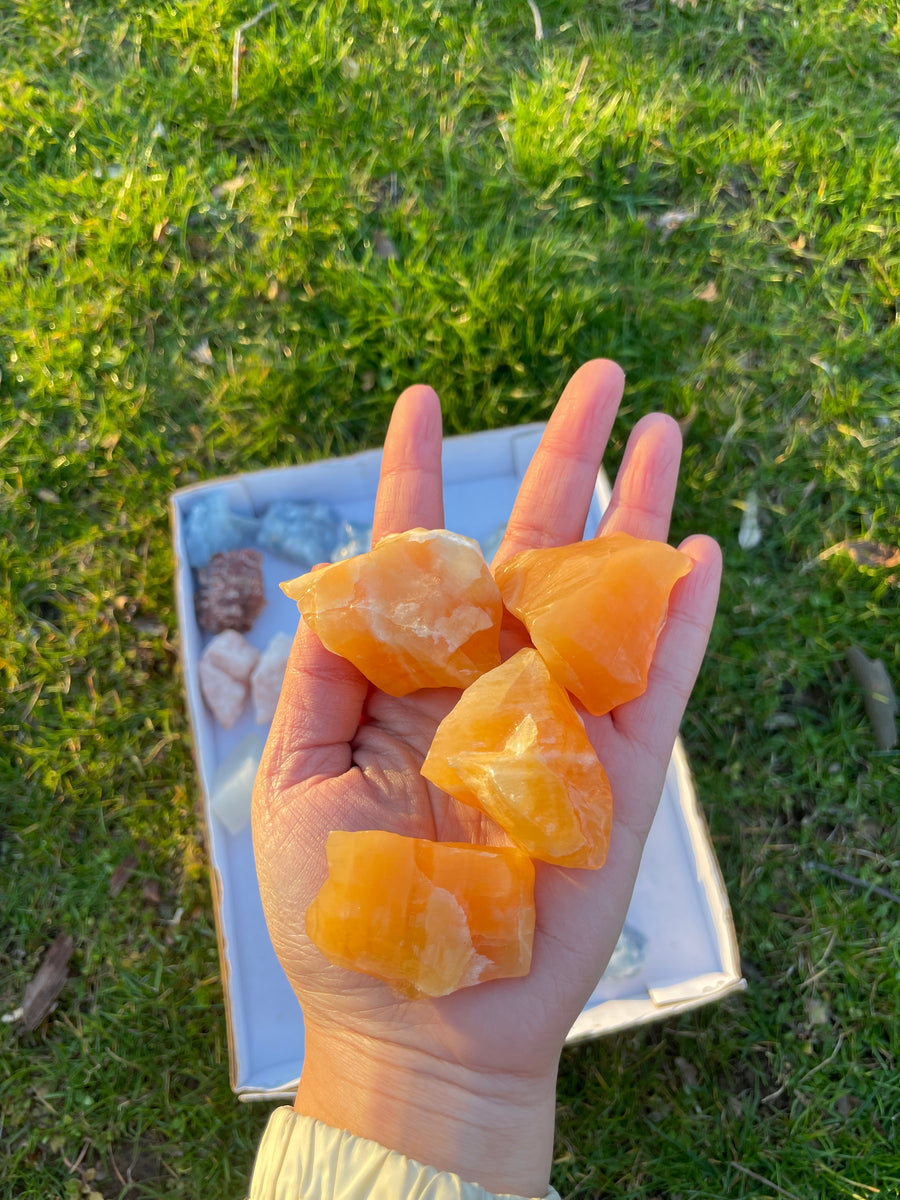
[[210, 733, 265, 834]]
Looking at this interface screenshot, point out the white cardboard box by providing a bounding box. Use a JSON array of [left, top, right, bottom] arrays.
[[171, 423, 744, 1100]]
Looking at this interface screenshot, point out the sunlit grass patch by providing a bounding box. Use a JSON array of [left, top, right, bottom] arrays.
[[1, 0, 898, 1195]]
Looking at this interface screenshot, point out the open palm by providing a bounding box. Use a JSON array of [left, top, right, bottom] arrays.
[[251, 360, 721, 1192]]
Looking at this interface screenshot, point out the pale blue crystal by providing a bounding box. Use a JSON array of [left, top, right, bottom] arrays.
[[331, 521, 373, 562], [601, 925, 647, 981], [257, 500, 341, 567], [185, 493, 260, 568], [480, 522, 506, 564]]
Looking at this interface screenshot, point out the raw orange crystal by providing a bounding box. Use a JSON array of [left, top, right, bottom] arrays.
[[306, 830, 535, 998], [281, 528, 502, 695], [422, 649, 612, 868], [494, 532, 693, 716]]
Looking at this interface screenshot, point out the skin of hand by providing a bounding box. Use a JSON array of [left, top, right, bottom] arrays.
[[252, 360, 722, 1197]]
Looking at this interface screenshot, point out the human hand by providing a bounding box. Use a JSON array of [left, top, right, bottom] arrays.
[[252, 360, 722, 1196]]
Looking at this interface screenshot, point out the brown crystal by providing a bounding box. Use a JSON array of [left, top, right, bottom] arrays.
[[195, 548, 266, 633]]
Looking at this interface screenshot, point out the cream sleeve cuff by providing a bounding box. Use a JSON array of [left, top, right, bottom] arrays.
[[248, 1107, 562, 1200]]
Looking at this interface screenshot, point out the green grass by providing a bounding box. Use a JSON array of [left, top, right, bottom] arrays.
[[2, 0, 898, 1195]]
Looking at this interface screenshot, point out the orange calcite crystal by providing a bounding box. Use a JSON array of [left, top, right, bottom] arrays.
[[307, 830, 535, 998], [422, 649, 612, 868], [494, 532, 693, 716], [281, 528, 502, 695]]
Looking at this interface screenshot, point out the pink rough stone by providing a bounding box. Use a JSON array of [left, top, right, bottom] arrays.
[[251, 631, 292, 724], [198, 630, 260, 728], [203, 629, 260, 682], [199, 659, 248, 729]]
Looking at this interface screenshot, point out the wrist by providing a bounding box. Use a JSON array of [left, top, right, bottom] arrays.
[[294, 1020, 558, 1197]]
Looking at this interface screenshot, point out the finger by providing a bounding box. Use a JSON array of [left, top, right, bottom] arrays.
[[495, 359, 625, 563], [259, 384, 446, 800], [608, 533, 722, 790], [259, 618, 367, 801], [372, 384, 444, 541], [597, 412, 682, 543]]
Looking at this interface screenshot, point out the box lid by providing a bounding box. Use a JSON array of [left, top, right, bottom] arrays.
[[171, 423, 743, 1098]]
